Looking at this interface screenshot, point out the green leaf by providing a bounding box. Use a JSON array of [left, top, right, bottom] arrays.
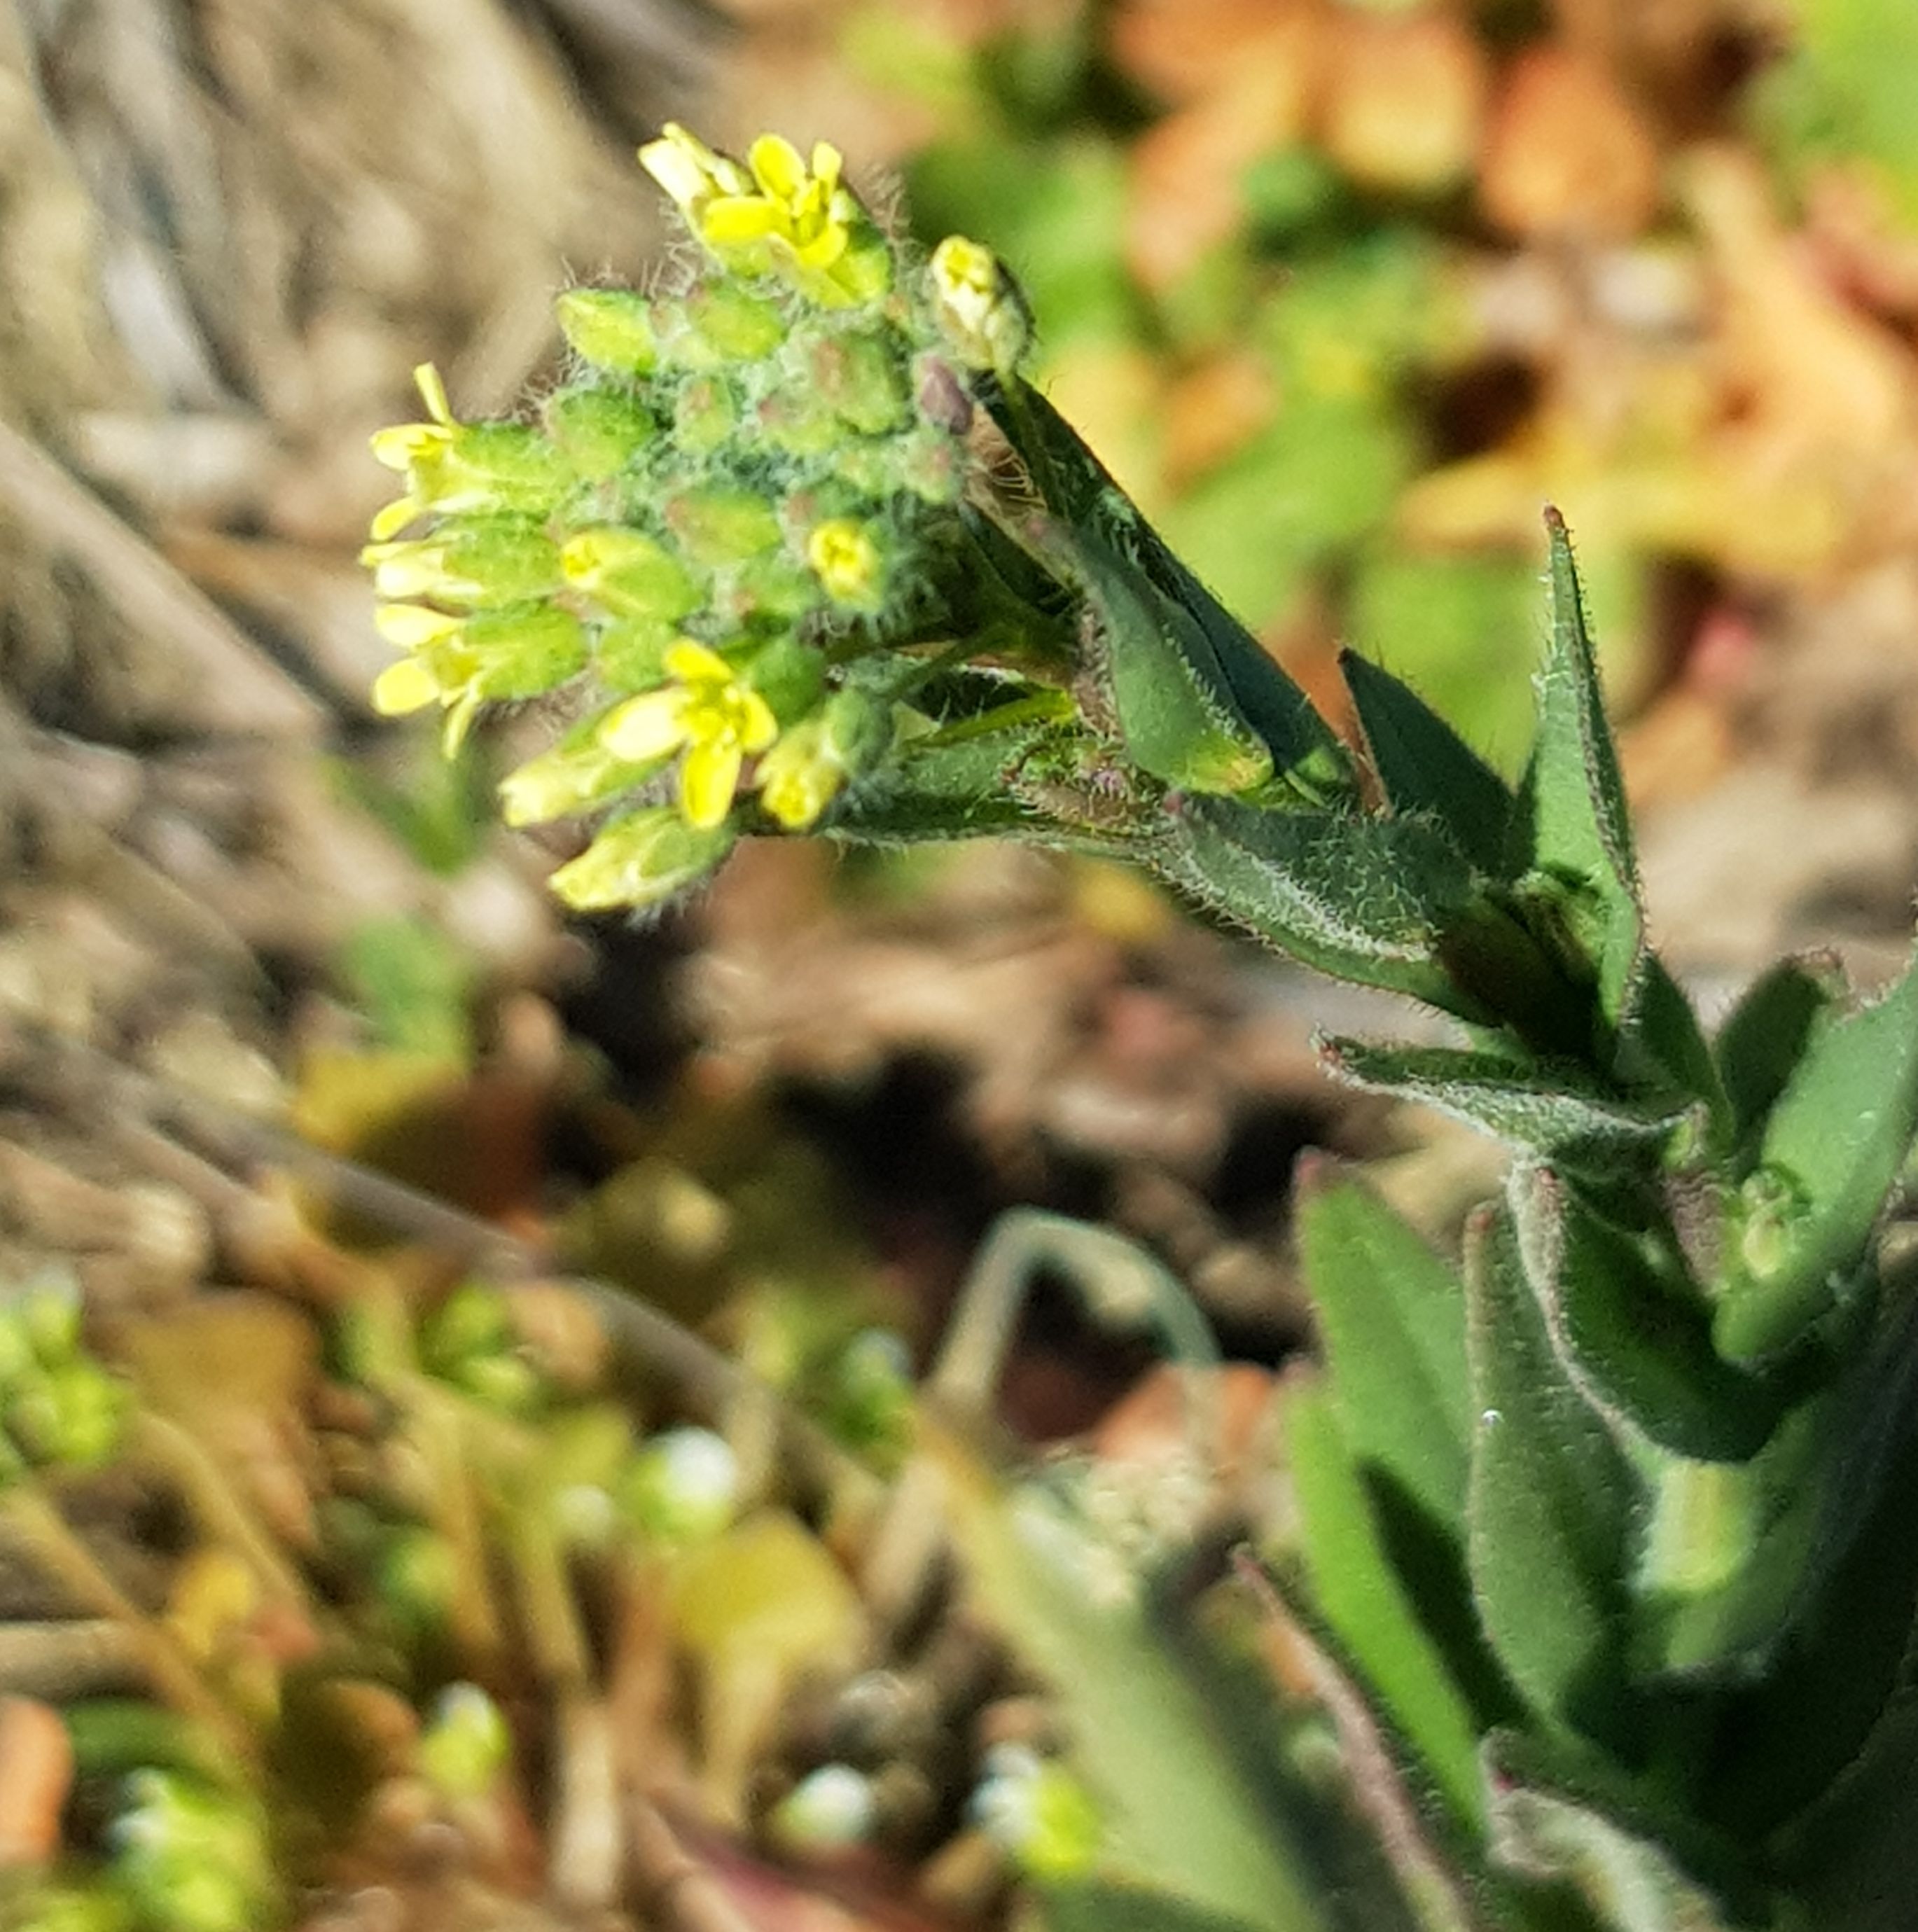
[[1699, 1296, 1918, 1835], [1340, 649, 1515, 877], [1516, 513, 1642, 1031], [1284, 1379, 1485, 1832], [1162, 800, 1477, 1013], [1714, 945, 1918, 1362], [1711, 954, 1847, 1162], [1482, 1731, 1756, 1932], [1073, 530, 1277, 795], [1323, 1042, 1688, 1174], [1034, 1880, 1291, 1932], [1510, 1168, 1784, 1463], [830, 712, 1080, 845], [985, 379, 1351, 802], [1294, 1161, 1471, 1532], [930, 1428, 1330, 1932], [1466, 1202, 1636, 1741]]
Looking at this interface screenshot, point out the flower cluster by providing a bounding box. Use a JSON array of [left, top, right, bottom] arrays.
[[363, 124, 1037, 912]]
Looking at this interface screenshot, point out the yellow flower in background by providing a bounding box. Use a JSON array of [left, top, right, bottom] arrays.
[[598, 639, 778, 830]]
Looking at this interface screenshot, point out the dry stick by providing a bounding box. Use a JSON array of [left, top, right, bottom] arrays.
[[0, 418, 324, 739], [0, 1619, 144, 1701], [0, 1487, 248, 1760]]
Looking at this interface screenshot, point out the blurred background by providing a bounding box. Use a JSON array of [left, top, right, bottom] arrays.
[[5, 0, 1918, 1920]]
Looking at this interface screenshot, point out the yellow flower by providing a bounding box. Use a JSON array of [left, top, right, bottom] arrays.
[[754, 688, 890, 829], [806, 517, 885, 609], [640, 125, 888, 307], [598, 639, 778, 831], [370, 602, 587, 753], [548, 808, 735, 914], [928, 235, 1033, 374]]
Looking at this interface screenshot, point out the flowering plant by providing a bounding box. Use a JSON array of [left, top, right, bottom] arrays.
[[367, 126, 1918, 1932]]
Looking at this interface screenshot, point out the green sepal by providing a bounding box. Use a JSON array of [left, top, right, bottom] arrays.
[[1340, 648, 1514, 878], [1162, 800, 1478, 1013], [1465, 1200, 1636, 1742], [1323, 1041, 1689, 1174], [1293, 1158, 1471, 1535], [1282, 1377, 1485, 1833], [1509, 1167, 1784, 1463], [1712, 954, 1847, 1164], [1482, 1730, 1758, 1931], [541, 386, 657, 478], [1515, 512, 1642, 1033], [1714, 945, 1918, 1362], [555, 288, 659, 375]]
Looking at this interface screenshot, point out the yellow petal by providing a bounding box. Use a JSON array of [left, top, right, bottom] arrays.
[[809, 143, 843, 195], [680, 737, 743, 830], [600, 688, 690, 763], [369, 424, 447, 472], [662, 639, 733, 686], [375, 603, 463, 648], [371, 657, 441, 716], [440, 688, 484, 756], [701, 197, 786, 246], [414, 363, 454, 425], [748, 134, 807, 206], [368, 494, 425, 540], [739, 690, 779, 755]]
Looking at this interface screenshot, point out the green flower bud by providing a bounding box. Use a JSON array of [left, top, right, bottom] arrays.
[[542, 387, 658, 479], [663, 487, 783, 567], [555, 288, 659, 375], [460, 604, 590, 701], [807, 331, 908, 435], [419, 1682, 512, 1801], [673, 373, 741, 455], [561, 528, 704, 624], [756, 390, 840, 460], [743, 634, 827, 725], [548, 809, 735, 912], [722, 555, 821, 625], [683, 284, 785, 362], [593, 618, 676, 691]]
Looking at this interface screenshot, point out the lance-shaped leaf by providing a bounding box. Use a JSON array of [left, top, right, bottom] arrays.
[[1714, 945, 1918, 1362], [1639, 1281, 1917, 1679], [985, 378, 1351, 802], [1323, 1041, 1689, 1174], [1510, 1167, 1784, 1463], [1515, 513, 1642, 1033], [1482, 1730, 1758, 1932], [1074, 531, 1277, 795], [1711, 954, 1847, 1162], [1341, 648, 1514, 879], [1465, 1201, 1636, 1742], [1282, 1377, 1485, 1835], [1698, 1298, 1918, 1837], [1164, 798, 1479, 1013], [1294, 1160, 1471, 1534]]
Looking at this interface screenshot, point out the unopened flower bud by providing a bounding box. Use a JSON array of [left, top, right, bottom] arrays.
[[663, 487, 784, 567], [928, 235, 1034, 375], [543, 387, 657, 478], [555, 288, 660, 375], [548, 808, 735, 912], [562, 527, 703, 623]]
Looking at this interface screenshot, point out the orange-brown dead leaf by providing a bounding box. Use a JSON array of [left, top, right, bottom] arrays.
[[0, 1696, 74, 1869], [1318, 8, 1487, 195]]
